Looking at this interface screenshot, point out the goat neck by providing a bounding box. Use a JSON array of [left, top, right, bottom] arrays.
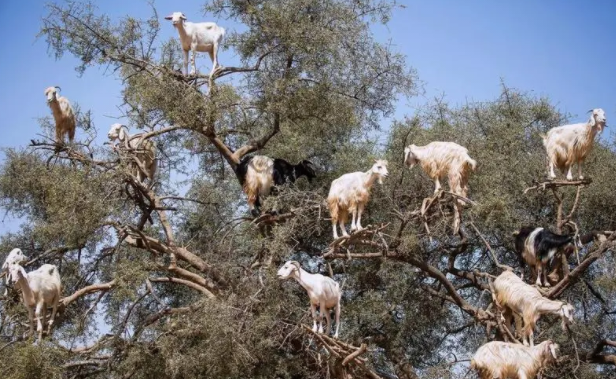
[[291, 266, 319, 293], [363, 168, 382, 188], [174, 20, 191, 44], [14, 269, 35, 306], [534, 298, 567, 317]]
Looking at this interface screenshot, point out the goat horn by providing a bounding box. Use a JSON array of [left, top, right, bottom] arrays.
[[587, 109, 594, 113], [290, 261, 301, 271], [54, 86, 62, 91]]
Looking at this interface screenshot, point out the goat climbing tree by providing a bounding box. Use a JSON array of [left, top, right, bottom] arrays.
[[1, 1, 616, 378]]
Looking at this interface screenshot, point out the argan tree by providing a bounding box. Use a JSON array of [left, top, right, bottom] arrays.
[[0, 1, 615, 378]]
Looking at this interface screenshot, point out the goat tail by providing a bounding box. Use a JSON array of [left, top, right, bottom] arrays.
[[327, 196, 339, 222]]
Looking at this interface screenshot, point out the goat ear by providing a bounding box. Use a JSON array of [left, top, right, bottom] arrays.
[[588, 113, 596, 127], [119, 127, 127, 141], [164, 15, 173, 20], [180, 13, 187, 20]]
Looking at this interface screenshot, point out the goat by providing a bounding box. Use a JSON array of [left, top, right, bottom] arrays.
[[492, 270, 574, 347], [164, 12, 225, 77], [44, 86, 76, 146], [543, 108, 607, 180], [471, 340, 558, 379], [2, 248, 28, 295], [404, 141, 476, 204], [108, 123, 158, 184], [236, 155, 316, 216], [513, 226, 574, 287], [9, 263, 62, 342], [327, 160, 388, 239], [277, 260, 342, 338]]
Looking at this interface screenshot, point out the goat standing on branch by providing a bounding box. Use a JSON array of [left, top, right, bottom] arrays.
[[164, 12, 225, 77], [44, 86, 76, 146], [404, 141, 476, 204], [543, 108, 607, 181], [492, 270, 574, 347], [471, 340, 559, 379], [327, 160, 388, 239], [236, 155, 316, 217], [513, 226, 574, 287], [108, 123, 158, 185], [277, 261, 342, 338], [8, 263, 62, 342]]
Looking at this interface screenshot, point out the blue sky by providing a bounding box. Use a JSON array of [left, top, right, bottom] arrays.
[[0, 0, 615, 231]]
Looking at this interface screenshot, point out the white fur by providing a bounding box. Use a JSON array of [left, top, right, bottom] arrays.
[[327, 160, 389, 239], [471, 340, 559, 379], [543, 108, 606, 180], [277, 260, 342, 338], [404, 141, 476, 202], [108, 123, 157, 184], [44, 86, 76, 145], [493, 271, 574, 346], [164, 12, 225, 76], [9, 263, 62, 342], [243, 155, 274, 214]]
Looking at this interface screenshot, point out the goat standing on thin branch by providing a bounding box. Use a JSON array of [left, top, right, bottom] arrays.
[[277, 260, 342, 338], [404, 141, 476, 204], [108, 123, 158, 185], [471, 340, 559, 379], [44, 86, 76, 146], [513, 226, 574, 287], [9, 263, 62, 342], [493, 270, 574, 347], [236, 155, 316, 216], [164, 12, 225, 77], [327, 160, 388, 239], [543, 108, 607, 180]]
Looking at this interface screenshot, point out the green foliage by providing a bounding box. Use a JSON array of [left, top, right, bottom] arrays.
[[0, 0, 614, 378]]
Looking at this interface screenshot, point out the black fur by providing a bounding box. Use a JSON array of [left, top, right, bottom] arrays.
[[235, 155, 317, 215], [514, 226, 573, 264]]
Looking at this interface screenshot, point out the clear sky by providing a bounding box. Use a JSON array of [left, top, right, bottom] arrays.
[[0, 0, 615, 230]]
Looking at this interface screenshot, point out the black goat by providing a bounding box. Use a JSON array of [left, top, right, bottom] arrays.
[[236, 155, 316, 216], [513, 226, 573, 287]]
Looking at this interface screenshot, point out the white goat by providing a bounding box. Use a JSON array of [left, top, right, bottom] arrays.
[[327, 160, 389, 239], [471, 340, 559, 379], [493, 270, 574, 346], [44, 86, 76, 145], [164, 12, 225, 77], [404, 141, 476, 203], [543, 108, 607, 180], [108, 123, 157, 184], [2, 248, 28, 295], [9, 263, 62, 342], [277, 260, 342, 338]]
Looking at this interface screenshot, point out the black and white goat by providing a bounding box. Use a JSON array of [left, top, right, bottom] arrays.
[[236, 155, 316, 216], [513, 226, 574, 287]]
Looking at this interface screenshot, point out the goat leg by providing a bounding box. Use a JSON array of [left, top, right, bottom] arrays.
[[310, 303, 319, 333]]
